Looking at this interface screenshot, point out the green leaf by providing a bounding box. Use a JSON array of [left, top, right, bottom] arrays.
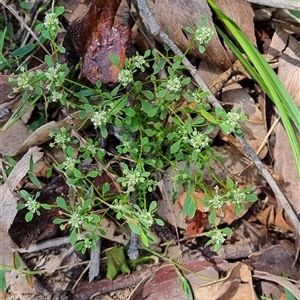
[[107, 246, 130, 280], [102, 182, 110, 195], [19, 189, 30, 200], [142, 90, 154, 100], [109, 54, 120, 67], [226, 177, 234, 189], [170, 139, 182, 154], [0, 269, 6, 293], [54, 6, 65, 16], [56, 197, 69, 211], [10, 43, 35, 57], [25, 211, 34, 222], [140, 232, 149, 247], [69, 229, 77, 245], [25, 273, 34, 288], [246, 194, 258, 202], [87, 170, 99, 178], [185, 27, 195, 35], [200, 109, 217, 124], [128, 222, 142, 235], [222, 227, 232, 236], [41, 203, 51, 210], [28, 173, 42, 189], [183, 194, 196, 218]]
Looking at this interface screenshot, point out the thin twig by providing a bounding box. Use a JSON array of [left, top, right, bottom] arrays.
[[136, 0, 300, 235]]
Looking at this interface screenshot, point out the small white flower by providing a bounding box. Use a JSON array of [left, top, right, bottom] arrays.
[[166, 76, 181, 93], [44, 12, 59, 30], [25, 197, 39, 214], [91, 111, 108, 128], [194, 27, 214, 45], [62, 157, 79, 172], [134, 55, 146, 69], [14, 71, 35, 91], [50, 90, 63, 102], [121, 169, 147, 192], [44, 64, 62, 82], [189, 130, 211, 151], [223, 112, 241, 129], [210, 230, 226, 245], [68, 211, 84, 229], [118, 69, 133, 87], [137, 211, 153, 227]]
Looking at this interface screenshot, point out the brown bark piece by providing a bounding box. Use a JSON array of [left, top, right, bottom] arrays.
[[63, 0, 131, 85]]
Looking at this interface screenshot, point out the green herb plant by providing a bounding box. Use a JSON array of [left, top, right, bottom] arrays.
[[1, 6, 259, 293]]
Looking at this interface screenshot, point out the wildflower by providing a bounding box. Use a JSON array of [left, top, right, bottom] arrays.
[[194, 27, 214, 45], [210, 229, 226, 245], [49, 127, 71, 150], [62, 157, 79, 172], [166, 76, 181, 93], [137, 211, 153, 227], [11, 70, 35, 92], [120, 169, 147, 192], [44, 63, 63, 83], [222, 111, 242, 130], [44, 12, 59, 31], [118, 69, 133, 87], [50, 90, 63, 102], [134, 55, 146, 69], [91, 110, 108, 128], [189, 130, 211, 151], [68, 211, 84, 229], [24, 196, 40, 214]]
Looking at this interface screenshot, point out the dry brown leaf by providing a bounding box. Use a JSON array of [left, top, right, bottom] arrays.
[[63, 0, 131, 85], [145, 0, 256, 70], [129, 260, 229, 300], [194, 263, 258, 300], [0, 147, 45, 296], [1, 111, 86, 157]]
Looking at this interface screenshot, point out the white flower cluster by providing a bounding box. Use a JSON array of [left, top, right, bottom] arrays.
[[194, 27, 214, 45], [68, 211, 84, 229], [44, 63, 64, 85], [122, 169, 146, 192], [49, 127, 71, 150], [166, 76, 181, 93], [62, 156, 79, 172], [91, 110, 108, 128], [25, 196, 39, 214], [137, 211, 153, 227], [134, 55, 147, 69], [222, 112, 241, 130], [11, 69, 35, 92], [44, 12, 59, 31], [189, 130, 211, 152], [210, 229, 226, 245], [50, 90, 63, 102], [226, 188, 246, 206], [118, 69, 133, 87]]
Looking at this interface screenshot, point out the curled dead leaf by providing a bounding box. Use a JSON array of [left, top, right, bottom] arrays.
[[63, 0, 131, 85]]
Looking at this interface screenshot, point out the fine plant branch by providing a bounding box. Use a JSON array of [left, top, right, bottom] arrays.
[[136, 0, 300, 235]]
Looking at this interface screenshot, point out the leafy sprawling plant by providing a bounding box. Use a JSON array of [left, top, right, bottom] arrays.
[[0, 5, 261, 293]]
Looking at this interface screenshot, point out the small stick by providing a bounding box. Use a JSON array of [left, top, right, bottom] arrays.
[[136, 0, 300, 235]]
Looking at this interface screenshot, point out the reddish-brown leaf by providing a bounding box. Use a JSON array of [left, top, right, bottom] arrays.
[[63, 0, 131, 85]]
